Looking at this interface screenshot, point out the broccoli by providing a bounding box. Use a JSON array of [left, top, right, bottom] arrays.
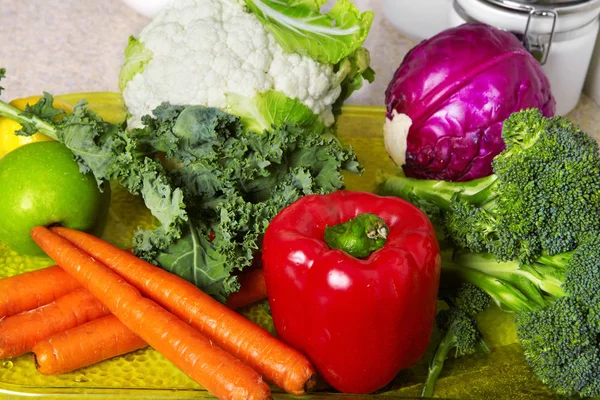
[[378, 109, 600, 263], [435, 236, 600, 398], [379, 110, 600, 397], [517, 296, 600, 398], [422, 283, 491, 397]]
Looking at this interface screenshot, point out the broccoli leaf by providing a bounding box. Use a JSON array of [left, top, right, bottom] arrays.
[[119, 36, 153, 91], [244, 0, 374, 65]]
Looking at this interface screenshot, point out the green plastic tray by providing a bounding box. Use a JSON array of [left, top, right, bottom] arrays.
[[0, 94, 557, 399]]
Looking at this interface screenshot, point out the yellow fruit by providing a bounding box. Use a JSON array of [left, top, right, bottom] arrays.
[[0, 96, 74, 159]]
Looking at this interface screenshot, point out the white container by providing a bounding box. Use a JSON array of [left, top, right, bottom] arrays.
[[584, 29, 600, 104], [122, 0, 170, 18], [449, 0, 600, 116], [381, 0, 453, 42]]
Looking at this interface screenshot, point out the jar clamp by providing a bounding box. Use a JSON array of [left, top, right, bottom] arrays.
[[450, 0, 600, 115]]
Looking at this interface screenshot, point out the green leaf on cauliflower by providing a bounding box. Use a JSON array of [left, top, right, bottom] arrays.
[[333, 47, 376, 115], [244, 0, 374, 65], [226, 90, 328, 134], [119, 36, 153, 91]]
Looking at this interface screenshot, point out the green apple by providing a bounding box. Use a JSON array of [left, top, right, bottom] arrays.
[[0, 141, 111, 256]]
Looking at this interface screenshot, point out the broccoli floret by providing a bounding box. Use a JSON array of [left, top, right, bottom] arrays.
[[516, 296, 600, 398], [493, 111, 600, 258], [378, 109, 600, 264], [421, 283, 491, 397], [560, 235, 600, 308]]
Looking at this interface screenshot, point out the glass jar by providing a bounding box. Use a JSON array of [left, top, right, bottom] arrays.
[[449, 0, 600, 115], [585, 29, 600, 103]]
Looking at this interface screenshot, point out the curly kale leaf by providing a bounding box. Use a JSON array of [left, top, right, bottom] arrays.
[[0, 68, 5, 95], [133, 105, 361, 301]]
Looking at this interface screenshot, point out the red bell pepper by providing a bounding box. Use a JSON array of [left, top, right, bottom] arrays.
[[262, 190, 441, 394]]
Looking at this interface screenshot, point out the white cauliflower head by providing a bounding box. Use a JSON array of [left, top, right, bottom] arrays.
[[120, 0, 374, 129]]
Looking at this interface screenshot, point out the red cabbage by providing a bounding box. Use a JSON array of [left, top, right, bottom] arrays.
[[384, 23, 556, 182]]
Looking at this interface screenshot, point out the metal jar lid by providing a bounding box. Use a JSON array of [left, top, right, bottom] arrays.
[[455, 0, 600, 64], [482, 0, 600, 14]]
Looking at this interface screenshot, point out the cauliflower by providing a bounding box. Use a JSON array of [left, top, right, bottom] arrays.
[[120, 0, 374, 129]]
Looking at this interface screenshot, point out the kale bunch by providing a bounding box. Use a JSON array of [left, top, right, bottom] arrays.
[[0, 91, 361, 302]]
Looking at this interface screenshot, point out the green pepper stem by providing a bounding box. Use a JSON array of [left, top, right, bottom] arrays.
[[324, 212, 389, 258]]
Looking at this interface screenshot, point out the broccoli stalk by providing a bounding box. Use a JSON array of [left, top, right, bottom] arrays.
[[422, 283, 491, 397], [442, 249, 566, 313], [378, 172, 498, 213]]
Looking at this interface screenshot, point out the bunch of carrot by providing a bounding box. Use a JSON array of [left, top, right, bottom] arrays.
[[0, 226, 316, 400], [0, 260, 267, 371]]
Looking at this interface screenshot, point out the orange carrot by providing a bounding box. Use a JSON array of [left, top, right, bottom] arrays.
[[0, 265, 81, 318], [0, 288, 109, 359], [226, 268, 267, 310], [32, 314, 147, 375], [31, 226, 271, 400], [31, 267, 267, 375], [51, 226, 315, 395]]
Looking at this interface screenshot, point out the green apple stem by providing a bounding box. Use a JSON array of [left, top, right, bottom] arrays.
[[0, 99, 58, 141]]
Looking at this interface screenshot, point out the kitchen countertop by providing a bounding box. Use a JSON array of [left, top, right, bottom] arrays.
[[1, 0, 599, 138]]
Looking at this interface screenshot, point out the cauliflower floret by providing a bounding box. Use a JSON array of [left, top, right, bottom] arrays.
[[122, 0, 341, 127]]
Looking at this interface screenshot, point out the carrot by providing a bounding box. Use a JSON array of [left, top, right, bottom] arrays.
[[32, 314, 147, 375], [0, 288, 109, 359], [226, 268, 267, 310], [32, 269, 266, 375], [0, 265, 81, 318], [51, 226, 315, 395], [31, 226, 271, 400]]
